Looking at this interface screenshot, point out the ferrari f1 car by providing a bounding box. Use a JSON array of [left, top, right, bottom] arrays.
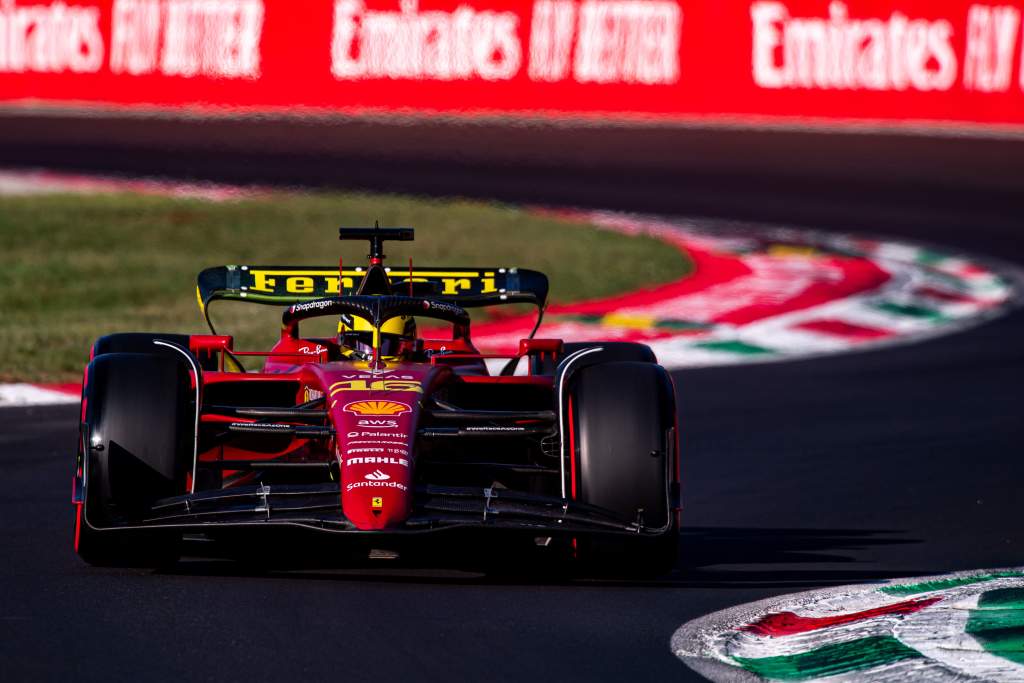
[[72, 227, 680, 574]]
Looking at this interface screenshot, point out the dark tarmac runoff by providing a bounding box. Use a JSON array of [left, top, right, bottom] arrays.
[[1, 117, 1023, 681]]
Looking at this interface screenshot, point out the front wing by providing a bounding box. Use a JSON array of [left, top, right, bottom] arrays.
[[99, 483, 662, 537]]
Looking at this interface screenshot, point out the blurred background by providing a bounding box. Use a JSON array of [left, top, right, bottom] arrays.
[[2, 0, 1024, 378]]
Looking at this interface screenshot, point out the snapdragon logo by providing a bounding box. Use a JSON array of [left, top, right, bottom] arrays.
[[423, 300, 464, 316], [292, 298, 335, 313]]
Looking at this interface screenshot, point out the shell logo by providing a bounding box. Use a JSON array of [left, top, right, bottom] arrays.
[[343, 400, 412, 416]]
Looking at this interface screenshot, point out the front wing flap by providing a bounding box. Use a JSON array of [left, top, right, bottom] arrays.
[[118, 483, 654, 536]]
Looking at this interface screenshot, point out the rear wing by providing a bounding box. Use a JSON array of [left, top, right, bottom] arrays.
[[197, 265, 549, 329]]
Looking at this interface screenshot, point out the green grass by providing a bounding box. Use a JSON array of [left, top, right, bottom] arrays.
[[0, 191, 690, 382]]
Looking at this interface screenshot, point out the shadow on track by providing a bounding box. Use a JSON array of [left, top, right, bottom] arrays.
[[681, 527, 929, 589], [682, 526, 919, 567], [155, 526, 922, 590]]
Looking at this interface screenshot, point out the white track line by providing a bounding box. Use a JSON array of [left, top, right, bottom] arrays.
[[0, 384, 78, 407]]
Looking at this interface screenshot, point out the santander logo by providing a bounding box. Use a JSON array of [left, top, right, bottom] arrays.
[[364, 469, 391, 481]]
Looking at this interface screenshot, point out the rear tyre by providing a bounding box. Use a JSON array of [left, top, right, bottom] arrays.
[[76, 353, 193, 567], [569, 361, 678, 577]]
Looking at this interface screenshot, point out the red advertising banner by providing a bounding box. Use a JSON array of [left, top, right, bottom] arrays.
[[1, 0, 1023, 131]]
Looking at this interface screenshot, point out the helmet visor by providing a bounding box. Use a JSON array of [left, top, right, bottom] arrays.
[[340, 331, 409, 358]]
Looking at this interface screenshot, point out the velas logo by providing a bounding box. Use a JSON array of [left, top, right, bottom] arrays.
[[364, 469, 390, 481], [344, 400, 411, 416]]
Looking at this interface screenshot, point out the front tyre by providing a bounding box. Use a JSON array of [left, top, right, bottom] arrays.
[[75, 353, 193, 567], [569, 361, 679, 576]]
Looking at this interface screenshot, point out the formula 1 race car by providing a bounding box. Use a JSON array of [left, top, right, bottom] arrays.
[[72, 227, 679, 574]]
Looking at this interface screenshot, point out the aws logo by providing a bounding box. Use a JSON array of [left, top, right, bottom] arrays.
[[357, 419, 399, 428], [354, 417, 397, 428]]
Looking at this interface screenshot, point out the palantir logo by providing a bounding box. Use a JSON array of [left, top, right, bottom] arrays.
[[364, 469, 390, 481]]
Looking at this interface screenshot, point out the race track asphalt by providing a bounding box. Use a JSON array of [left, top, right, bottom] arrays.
[[1, 130, 1023, 681], [5, 287, 1023, 682]]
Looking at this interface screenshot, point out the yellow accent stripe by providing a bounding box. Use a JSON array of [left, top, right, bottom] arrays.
[[601, 313, 657, 330]]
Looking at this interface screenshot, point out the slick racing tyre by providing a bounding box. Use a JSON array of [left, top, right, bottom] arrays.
[[569, 360, 678, 577], [75, 353, 193, 567]]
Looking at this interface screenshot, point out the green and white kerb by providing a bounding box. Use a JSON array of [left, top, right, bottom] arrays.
[[673, 568, 1024, 681]]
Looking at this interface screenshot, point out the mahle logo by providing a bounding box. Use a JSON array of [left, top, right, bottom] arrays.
[[347, 456, 409, 467]]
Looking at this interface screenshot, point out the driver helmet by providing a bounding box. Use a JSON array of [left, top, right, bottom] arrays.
[[338, 313, 417, 360]]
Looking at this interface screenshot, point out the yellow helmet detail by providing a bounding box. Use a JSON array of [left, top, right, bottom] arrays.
[[338, 314, 417, 359]]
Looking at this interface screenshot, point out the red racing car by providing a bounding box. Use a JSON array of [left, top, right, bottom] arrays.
[[72, 227, 679, 574]]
